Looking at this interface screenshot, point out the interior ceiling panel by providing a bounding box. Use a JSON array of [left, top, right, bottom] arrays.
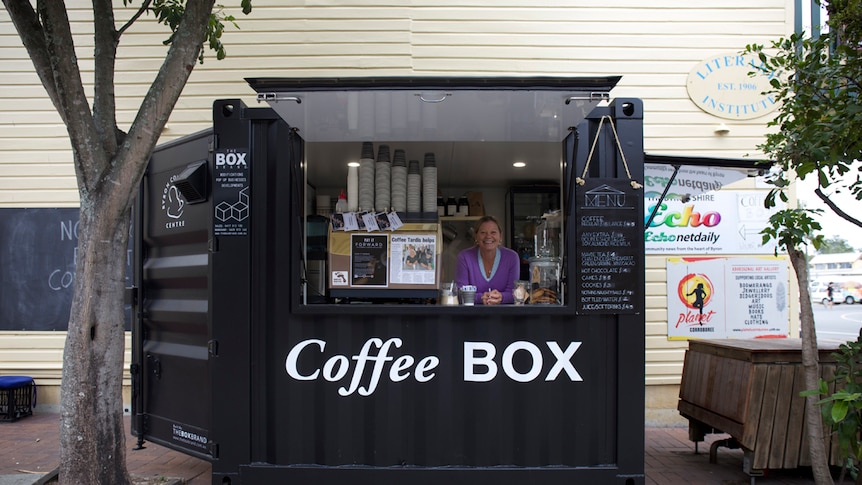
[[246, 76, 620, 189]]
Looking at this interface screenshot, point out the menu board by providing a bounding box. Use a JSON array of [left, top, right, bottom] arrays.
[[575, 179, 641, 314]]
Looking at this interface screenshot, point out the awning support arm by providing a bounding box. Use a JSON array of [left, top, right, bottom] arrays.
[[644, 164, 680, 232]]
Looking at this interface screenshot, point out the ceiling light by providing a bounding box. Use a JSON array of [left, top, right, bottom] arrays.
[[347, 161, 360, 167], [513, 162, 526, 168]]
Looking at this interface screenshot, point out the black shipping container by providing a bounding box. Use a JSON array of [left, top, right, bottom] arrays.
[[132, 77, 646, 485]]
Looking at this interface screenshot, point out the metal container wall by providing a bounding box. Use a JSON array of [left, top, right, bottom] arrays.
[[134, 89, 646, 485]]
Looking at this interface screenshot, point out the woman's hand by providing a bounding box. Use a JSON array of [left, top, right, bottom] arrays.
[[482, 289, 503, 305]]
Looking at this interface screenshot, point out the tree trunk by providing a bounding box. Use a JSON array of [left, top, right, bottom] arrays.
[[59, 199, 132, 485], [789, 247, 834, 485]]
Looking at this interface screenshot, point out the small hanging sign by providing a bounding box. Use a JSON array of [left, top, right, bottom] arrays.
[[575, 178, 641, 315]]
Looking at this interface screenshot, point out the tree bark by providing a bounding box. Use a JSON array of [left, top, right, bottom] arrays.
[[3, 2, 219, 484], [790, 247, 834, 485], [59, 198, 132, 485]]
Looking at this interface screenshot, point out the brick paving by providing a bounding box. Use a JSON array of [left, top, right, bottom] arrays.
[[0, 411, 823, 484], [0, 412, 210, 484]]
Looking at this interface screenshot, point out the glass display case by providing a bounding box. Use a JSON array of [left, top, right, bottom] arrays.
[[506, 185, 561, 280]]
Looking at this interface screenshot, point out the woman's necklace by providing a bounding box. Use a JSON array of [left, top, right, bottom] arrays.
[[483, 254, 494, 276], [478, 247, 499, 279]]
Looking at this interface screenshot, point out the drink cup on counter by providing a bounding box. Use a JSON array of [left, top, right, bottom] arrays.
[[459, 285, 477, 306], [439, 282, 458, 306]]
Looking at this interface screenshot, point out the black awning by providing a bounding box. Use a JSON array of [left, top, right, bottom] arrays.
[[645, 153, 771, 172]]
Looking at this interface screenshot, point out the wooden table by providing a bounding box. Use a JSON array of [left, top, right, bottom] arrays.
[[678, 338, 844, 475]]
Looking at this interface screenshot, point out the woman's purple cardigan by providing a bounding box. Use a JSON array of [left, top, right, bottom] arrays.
[[454, 245, 520, 305]]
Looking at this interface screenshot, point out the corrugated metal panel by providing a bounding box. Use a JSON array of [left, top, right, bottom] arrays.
[[266, 313, 623, 467], [133, 131, 213, 457]]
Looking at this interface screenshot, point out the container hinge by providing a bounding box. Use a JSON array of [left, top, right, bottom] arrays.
[[257, 93, 302, 104], [208, 441, 219, 458], [565, 92, 610, 104], [208, 237, 219, 253], [208, 340, 219, 357], [151, 358, 161, 379], [125, 286, 138, 306]]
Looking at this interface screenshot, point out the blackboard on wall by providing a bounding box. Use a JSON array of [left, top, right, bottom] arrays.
[[0, 208, 131, 331]]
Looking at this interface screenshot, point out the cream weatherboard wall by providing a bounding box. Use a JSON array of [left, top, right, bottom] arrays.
[[0, 1, 796, 421]]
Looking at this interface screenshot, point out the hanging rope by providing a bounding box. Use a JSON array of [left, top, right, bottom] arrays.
[[575, 115, 643, 190]]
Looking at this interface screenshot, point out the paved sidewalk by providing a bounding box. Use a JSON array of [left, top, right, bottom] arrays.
[[0, 412, 209, 485], [0, 411, 821, 484]]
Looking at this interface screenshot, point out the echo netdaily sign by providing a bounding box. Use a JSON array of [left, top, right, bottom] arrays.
[[686, 53, 779, 120]]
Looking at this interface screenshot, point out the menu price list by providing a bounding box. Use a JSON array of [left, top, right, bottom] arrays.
[[575, 179, 641, 315]]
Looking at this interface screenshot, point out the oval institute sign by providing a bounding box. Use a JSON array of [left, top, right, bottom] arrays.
[[686, 53, 779, 120]]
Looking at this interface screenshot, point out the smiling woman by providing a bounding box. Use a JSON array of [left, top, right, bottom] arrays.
[[454, 215, 520, 305]]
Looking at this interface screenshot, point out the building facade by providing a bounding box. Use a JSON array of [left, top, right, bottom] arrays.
[[0, 0, 805, 424]]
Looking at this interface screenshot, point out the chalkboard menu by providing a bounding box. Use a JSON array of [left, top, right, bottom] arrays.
[[574, 179, 641, 314], [0, 208, 131, 331]]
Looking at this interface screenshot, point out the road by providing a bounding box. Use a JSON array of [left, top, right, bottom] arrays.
[[812, 299, 862, 342]]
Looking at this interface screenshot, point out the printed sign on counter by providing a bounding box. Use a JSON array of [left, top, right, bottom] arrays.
[[389, 234, 437, 285], [351, 234, 388, 287], [574, 179, 640, 314]]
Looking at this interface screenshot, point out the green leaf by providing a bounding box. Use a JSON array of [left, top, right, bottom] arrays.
[[833, 400, 850, 422]]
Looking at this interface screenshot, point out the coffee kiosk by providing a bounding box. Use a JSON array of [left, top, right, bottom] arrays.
[[132, 76, 646, 484]]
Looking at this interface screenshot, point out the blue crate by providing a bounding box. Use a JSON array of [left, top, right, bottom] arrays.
[[0, 376, 35, 422]]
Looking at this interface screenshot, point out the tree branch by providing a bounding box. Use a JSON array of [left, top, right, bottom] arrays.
[[38, 2, 107, 196], [108, 0, 216, 217], [91, 0, 121, 159], [815, 187, 862, 229], [1, 1, 62, 121], [117, 0, 153, 36]]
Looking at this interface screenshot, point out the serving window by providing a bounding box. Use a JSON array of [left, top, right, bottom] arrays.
[[299, 139, 567, 306], [244, 79, 640, 310]]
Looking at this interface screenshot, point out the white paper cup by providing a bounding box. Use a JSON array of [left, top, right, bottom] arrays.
[[460, 289, 476, 305]]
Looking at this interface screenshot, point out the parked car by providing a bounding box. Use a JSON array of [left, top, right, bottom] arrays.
[[809, 280, 862, 305]]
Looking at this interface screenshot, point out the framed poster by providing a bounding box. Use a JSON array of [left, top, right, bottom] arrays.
[[351, 234, 388, 287], [667, 257, 789, 340]]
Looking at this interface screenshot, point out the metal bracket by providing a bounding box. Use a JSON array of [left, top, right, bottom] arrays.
[[644, 164, 681, 231], [125, 286, 138, 306], [208, 440, 219, 458], [257, 93, 302, 104], [565, 92, 610, 104]]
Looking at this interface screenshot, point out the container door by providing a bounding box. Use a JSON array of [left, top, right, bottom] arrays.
[[131, 130, 215, 460]]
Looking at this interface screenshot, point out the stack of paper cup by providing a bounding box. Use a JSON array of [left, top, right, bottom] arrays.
[[347, 165, 359, 212], [375, 145, 391, 211], [358, 142, 375, 212], [406, 160, 421, 213], [422, 152, 437, 213], [390, 149, 407, 212]]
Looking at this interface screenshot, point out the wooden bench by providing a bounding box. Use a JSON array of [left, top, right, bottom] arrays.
[[678, 339, 842, 476]]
